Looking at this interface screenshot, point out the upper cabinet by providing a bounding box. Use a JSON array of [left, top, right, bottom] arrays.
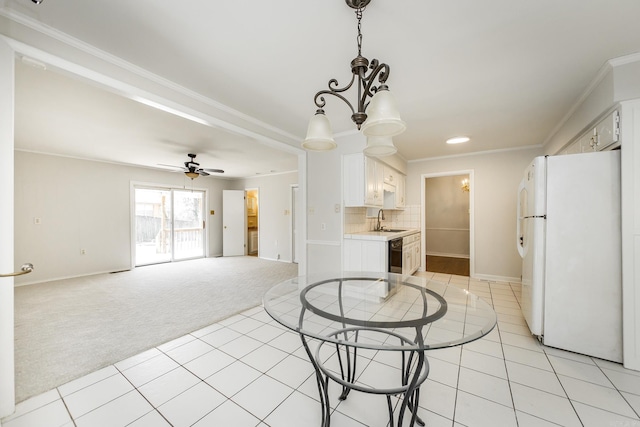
[[344, 153, 383, 207], [344, 153, 406, 209], [395, 173, 406, 208], [560, 110, 620, 155]]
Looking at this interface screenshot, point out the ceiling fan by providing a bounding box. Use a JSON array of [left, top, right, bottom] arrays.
[[159, 153, 224, 179]]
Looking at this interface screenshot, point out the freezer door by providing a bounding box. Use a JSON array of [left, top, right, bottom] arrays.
[[543, 151, 622, 362], [519, 157, 546, 336]]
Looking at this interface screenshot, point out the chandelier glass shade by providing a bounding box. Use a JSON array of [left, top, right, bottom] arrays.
[[301, 110, 337, 151], [302, 0, 405, 154], [360, 89, 406, 138], [363, 136, 397, 156]]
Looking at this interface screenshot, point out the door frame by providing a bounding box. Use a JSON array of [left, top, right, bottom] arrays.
[[245, 187, 259, 257], [130, 181, 208, 267], [290, 184, 299, 263], [0, 38, 15, 418], [421, 170, 475, 277]]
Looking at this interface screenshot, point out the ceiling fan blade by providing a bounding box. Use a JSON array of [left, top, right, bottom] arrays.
[[203, 168, 224, 174], [157, 164, 187, 172], [198, 170, 210, 177]]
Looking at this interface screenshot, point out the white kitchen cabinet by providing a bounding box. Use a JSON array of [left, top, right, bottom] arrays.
[[402, 233, 420, 276], [343, 239, 387, 272], [395, 173, 406, 209], [345, 153, 407, 209], [344, 153, 383, 207], [383, 165, 396, 185], [365, 156, 384, 206], [561, 110, 620, 155]]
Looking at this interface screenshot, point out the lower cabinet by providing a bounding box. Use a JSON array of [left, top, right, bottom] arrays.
[[344, 233, 420, 275], [343, 239, 387, 272], [402, 233, 421, 276]]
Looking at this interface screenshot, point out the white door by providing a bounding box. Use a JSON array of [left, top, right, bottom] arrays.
[[223, 190, 246, 256]]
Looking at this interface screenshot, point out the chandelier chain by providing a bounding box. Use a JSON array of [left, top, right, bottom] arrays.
[[355, 7, 364, 56]]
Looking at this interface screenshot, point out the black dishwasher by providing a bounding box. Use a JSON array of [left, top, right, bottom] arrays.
[[388, 237, 403, 273]]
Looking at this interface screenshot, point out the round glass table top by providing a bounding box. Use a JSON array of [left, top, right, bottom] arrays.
[[263, 271, 497, 351]]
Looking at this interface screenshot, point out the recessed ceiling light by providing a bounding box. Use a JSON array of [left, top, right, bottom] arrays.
[[446, 136, 470, 144]]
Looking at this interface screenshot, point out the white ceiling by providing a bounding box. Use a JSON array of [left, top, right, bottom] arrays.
[[4, 0, 640, 174]]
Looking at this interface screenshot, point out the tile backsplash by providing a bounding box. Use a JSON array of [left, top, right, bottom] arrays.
[[344, 205, 421, 234]]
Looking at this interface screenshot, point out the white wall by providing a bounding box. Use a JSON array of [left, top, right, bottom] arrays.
[[14, 151, 236, 285], [408, 147, 542, 281], [233, 171, 298, 262], [306, 132, 365, 274]]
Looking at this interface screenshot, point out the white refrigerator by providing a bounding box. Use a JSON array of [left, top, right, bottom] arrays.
[[516, 150, 622, 362]]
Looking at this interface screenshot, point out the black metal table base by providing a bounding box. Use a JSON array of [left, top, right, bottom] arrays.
[[300, 327, 430, 427]]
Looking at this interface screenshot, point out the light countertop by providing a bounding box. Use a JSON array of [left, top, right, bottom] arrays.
[[344, 229, 419, 241]]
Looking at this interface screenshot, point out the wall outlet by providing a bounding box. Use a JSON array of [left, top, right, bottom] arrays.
[[80, 249, 86, 255], [321, 223, 326, 230], [210, 210, 215, 215], [34, 217, 41, 225]]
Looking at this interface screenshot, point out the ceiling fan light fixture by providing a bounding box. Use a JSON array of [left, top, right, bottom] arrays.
[[185, 171, 199, 179]]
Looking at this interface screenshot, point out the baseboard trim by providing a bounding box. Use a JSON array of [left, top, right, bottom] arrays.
[[472, 273, 521, 283], [426, 252, 470, 259], [14, 268, 130, 287]]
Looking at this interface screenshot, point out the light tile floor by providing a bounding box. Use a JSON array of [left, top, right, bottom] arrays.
[[3, 273, 640, 427]]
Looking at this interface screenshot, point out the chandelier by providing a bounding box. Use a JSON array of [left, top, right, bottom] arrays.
[[461, 178, 470, 192], [302, 0, 405, 156]]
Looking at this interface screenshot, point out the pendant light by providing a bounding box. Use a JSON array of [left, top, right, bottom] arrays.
[[302, 0, 405, 152]]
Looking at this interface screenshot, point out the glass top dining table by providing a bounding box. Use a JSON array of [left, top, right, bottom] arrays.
[[263, 271, 497, 427], [263, 271, 497, 352]]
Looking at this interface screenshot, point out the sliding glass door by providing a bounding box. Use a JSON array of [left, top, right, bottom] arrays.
[[134, 187, 205, 266], [173, 190, 204, 260]]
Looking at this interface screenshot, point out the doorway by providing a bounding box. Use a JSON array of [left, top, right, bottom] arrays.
[[134, 186, 206, 266], [421, 171, 474, 276], [246, 189, 259, 257]]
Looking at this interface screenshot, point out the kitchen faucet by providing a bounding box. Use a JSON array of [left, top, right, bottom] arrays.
[[376, 209, 385, 231]]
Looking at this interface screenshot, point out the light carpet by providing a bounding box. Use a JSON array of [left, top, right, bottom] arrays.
[[14, 256, 298, 402]]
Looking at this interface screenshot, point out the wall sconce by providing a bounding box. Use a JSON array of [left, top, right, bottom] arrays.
[[461, 178, 470, 192]]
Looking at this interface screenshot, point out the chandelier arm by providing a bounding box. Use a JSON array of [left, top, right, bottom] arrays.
[[313, 74, 358, 113], [313, 90, 356, 115], [359, 61, 390, 110]]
